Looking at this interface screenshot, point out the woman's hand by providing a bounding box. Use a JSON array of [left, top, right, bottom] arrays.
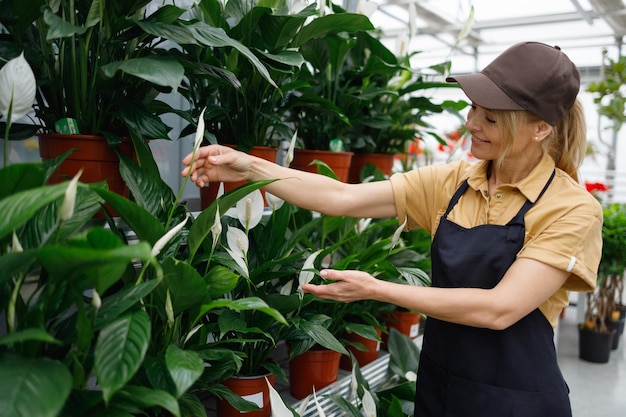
[[181, 144, 252, 188], [302, 269, 383, 303]]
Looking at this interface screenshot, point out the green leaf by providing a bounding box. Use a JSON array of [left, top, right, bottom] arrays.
[[101, 57, 185, 91], [0, 250, 38, 287], [159, 258, 209, 315], [0, 183, 67, 241], [165, 345, 204, 398], [95, 280, 161, 330], [205, 265, 240, 298], [387, 328, 421, 379], [291, 13, 375, 47], [0, 355, 72, 417], [118, 385, 181, 417], [187, 22, 277, 88], [0, 328, 60, 346], [91, 187, 165, 245], [0, 163, 45, 199], [196, 297, 287, 326], [95, 310, 151, 403], [39, 241, 153, 294]]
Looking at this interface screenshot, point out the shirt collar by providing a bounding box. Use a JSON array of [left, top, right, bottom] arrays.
[[466, 153, 556, 202]]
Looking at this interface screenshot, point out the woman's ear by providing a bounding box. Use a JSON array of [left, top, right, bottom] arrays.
[[535, 122, 553, 141]]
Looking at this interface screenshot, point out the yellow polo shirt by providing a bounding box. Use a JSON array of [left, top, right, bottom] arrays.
[[389, 153, 603, 327]]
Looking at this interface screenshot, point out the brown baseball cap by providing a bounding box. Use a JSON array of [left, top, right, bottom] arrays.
[[446, 42, 580, 126]]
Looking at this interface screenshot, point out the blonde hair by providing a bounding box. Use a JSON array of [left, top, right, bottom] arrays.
[[492, 99, 586, 182]]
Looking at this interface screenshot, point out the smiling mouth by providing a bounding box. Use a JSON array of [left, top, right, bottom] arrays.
[[471, 136, 490, 144]]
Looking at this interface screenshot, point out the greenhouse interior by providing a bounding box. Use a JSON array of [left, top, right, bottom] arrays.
[[1, 0, 625, 416]]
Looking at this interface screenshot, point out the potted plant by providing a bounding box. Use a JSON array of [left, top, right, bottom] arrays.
[[579, 202, 626, 362], [0, 0, 192, 196]]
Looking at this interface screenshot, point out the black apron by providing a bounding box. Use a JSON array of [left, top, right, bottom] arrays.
[[414, 171, 571, 417]]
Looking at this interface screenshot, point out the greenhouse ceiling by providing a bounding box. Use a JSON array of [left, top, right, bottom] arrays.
[[362, 0, 626, 80]]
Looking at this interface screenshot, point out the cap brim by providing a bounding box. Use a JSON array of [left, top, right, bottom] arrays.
[[446, 73, 524, 111]]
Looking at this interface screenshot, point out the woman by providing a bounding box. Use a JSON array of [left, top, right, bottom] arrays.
[[182, 42, 602, 416]]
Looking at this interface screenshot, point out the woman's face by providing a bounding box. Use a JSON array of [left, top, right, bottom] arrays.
[[465, 104, 537, 162]]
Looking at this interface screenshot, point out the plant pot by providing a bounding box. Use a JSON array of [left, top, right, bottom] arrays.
[[348, 152, 394, 183], [290, 149, 353, 183], [38, 133, 135, 217], [606, 318, 625, 350], [578, 325, 615, 363], [381, 309, 420, 350], [199, 145, 278, 209], [339, 329, 382, 370], [216, 373, 276, 417], [288, 348, 341, 400]]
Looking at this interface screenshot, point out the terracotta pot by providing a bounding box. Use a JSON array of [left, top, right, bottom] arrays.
[[216, 373, 276, 417], [381, 309, 420, 350], [199, 145, 278, 209], [578, 325, 615, 363], [288, 348, 341, 400], [348, 153, 394, 183], [38, 133, 135, 217], [339, 329, 382, 370], [290, 149, 353, 183]]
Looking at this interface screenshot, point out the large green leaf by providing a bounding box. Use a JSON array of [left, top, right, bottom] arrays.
[[38, 241, 153, 294], [95, 310, 151, 403], [116, 151, 176, 218], [0, 163, 45, 199], [0, 355, 72, 417], [0, 250, 37, 287], [196, 297, 287, 326], [0, 328, 60, 346], [205, 265, 240, 298], [290, 13, 375, 47], [187, 22, 277, 88], [91, 187, 165, 245], [159, 258, 209, 315], [291, 318, 348, 356], [0, 182, 67, 241], [117, 385, 181, 417], [165, 345, 204, 398], [101, 57, 185, 91], [95, 280, 161, 330]]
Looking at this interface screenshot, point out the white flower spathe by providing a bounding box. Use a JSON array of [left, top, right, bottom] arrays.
[[297, 249, 322, 294], [59, 169, 83, 222], [285, 130, 298, 167], [0, 52, 36, 124], [265, 376, 292, 417], [193, 107, 206, 152], [264, 191, 284, 211], [226, 225, 248, 258], [236, 189, 264, 230], [210, 206, 222, 249], [362, 388, 377, 417], [390, 217, 408, 249], [151, 216, 189, 257]]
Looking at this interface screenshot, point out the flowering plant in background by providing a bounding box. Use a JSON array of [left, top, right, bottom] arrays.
[[584, 181, 610, 202], [0, 52, 36, 167]]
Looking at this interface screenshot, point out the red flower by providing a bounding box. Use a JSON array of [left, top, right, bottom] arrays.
[[584, 181, 610, 193]]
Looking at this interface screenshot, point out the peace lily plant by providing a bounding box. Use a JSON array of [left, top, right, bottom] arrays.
[[0, 52, 36, 167]]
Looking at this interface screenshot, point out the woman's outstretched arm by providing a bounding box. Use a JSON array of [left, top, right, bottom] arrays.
[[181, 144, 398, 219]]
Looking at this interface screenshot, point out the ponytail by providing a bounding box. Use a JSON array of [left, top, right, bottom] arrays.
[[493, 99, 587, 182], [545, 99, 586, 183]]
